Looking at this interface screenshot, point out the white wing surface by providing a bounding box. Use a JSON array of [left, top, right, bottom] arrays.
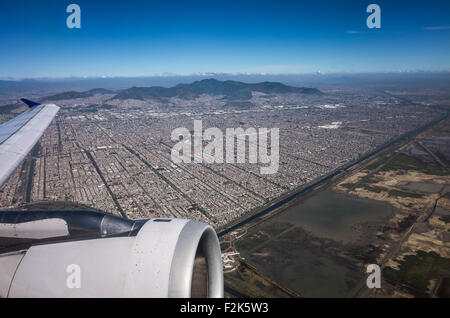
[[0, 100, 59, 187]]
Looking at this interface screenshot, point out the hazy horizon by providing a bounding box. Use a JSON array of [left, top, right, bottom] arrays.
[[2, 69, 450, 82]]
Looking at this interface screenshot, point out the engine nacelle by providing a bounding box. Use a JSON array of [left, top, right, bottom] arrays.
[[0, 212, 223, 298]]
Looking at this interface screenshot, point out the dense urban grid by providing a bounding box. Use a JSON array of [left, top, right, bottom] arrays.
[[0, 82, 444, 229]]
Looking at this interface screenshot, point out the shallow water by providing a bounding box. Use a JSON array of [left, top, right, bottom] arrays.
[[277, 189, 394, 243], [237, 189, 394, 297], [260, 245, 363, 297]]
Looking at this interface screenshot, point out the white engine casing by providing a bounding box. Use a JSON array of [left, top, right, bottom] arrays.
[[1, 218, 223, 298]]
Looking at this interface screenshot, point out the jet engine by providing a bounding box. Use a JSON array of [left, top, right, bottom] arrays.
[[0, 210, 223, 298]]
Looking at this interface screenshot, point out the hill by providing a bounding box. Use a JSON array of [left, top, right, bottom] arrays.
[[111, 79, 321, 101], [42, 88, 115, 101]]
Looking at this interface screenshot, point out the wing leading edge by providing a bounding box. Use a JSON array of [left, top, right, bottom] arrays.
[[0, 101, 60, 187]]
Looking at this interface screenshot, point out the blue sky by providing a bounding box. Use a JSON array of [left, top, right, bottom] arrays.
[[0, 0, 449, 78]]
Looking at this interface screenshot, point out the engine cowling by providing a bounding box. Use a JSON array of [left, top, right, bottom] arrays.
[[0, 211, 223, 298]]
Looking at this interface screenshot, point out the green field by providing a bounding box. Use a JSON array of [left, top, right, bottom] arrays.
[[383, 251, 450, 298]]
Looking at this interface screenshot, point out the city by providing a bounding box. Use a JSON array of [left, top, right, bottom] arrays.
[[0, 79, 445, 233]]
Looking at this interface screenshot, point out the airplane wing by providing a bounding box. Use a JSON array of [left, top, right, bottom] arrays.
[[0, 99, 59, 187]]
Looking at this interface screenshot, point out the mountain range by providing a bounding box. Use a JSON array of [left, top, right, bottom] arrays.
[[113, 79, 321, 100], [41, 79, 321, 102]]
